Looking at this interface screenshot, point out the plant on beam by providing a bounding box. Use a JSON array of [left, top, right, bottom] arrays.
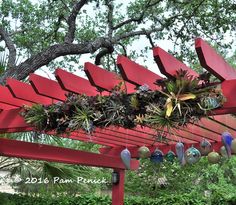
[[22, 70, 225, 134]]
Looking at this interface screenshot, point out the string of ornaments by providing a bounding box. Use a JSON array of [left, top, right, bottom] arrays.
[[120, 131, 236, 169]]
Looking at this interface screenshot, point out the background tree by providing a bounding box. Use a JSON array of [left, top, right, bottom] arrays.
[[0, 0, 235, 84]]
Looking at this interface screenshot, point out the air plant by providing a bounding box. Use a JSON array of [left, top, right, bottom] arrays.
[[22, 104, 48, 130], [22, 69, 225, 134]]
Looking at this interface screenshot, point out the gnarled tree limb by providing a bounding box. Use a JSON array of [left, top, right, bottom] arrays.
[[0, 27, 16, 69], [64, 0, 88, 43]]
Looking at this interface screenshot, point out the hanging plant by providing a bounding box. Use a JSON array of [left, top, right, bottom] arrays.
[[22, 69, 225, 134]]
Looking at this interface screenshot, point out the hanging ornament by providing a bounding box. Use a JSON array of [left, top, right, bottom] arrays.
[[199, 139, 212, 155], [221, 131, 233, 158], [175, 142, 185, 165], [208, 151, 220, 164], [120, 148, 131, 169], [185, 146, 201, 164], [200, 96, 221, 110], [220, 146, 228, 158], [138, 146, 150, 159], [231, 139, 236, 154], [165, 150, 176, 162], [150, 149, 164, 163]]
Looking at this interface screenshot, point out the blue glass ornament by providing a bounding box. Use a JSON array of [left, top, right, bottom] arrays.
[[120, 148, 131, 169], [185, 147, 201, 164], [165, 150, 176, 162], [175, 142, 185, 165], [199, 139, 212, 155], [150, 149, 164, 163], [221, 131, 233, 158]]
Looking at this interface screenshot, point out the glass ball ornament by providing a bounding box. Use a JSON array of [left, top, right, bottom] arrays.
[[220, 146, 228, 157], [199, 139, 212, 155], [208, 151, 220, 164], [120, 148, 131, 169], [138, 146, 150, 159], [231, 139, 236, 154], [165, 150, 176, 162], [184, 147, 201, 164], [150, 149, 164, 163]]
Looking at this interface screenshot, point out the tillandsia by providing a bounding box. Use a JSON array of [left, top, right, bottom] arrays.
[[21, 69, 225, 133]]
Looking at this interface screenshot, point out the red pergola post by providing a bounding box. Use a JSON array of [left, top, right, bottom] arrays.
[[112, 169, 125, 205]]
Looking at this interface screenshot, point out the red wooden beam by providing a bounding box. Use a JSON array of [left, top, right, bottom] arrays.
[[117, 55, 161, 90], [0, 103, 17, 110], [29, 74, 67, 101], [112, 169, 125, 205], [195, 38, 236, 81], [84, 62, 136, 93], [55, 68, 103, 96], [153, 47, 199, 78], [209, 115, 236, 132], [6, 78, 55, 105], [0, 86, 32, 107], [0, 138, 139, 170]]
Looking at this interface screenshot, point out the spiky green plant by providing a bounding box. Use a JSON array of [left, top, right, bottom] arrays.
[[23, 104, 48, 130]]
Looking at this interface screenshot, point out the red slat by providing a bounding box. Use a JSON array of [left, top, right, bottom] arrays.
[[0, 103, 17, 110], [0, 138, 139, 170], [29, 74, 67, 101], [220, 79, 236, 108], [0, 109, 29, 131], [55, 68, 100, 96], [6, 79, 54, 105], [84, 62, 136, 93], [0, 86, 32, 107], [153, 47, 199, 78], [195, 38, 236, 81], [117, 55, 161, 90]]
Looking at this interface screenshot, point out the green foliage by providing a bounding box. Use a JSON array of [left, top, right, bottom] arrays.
[[22, 71, 224, 134], [125, 156, 236, 204], [1, 190, 236, 205]]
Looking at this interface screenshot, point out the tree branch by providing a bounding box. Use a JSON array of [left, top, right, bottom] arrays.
[[0, 27, 16, 69], [64, 0, 88, 43], [113, 0, 162, 30], [0, 37, 113, 84], [105, 0, 114, 38], [113, 27, 163, 42]]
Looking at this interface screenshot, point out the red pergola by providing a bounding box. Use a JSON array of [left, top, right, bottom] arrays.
[[0, 38, 236, 204]]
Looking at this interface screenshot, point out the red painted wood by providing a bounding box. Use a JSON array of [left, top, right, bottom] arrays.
[[6, 78, 54, 105], [55, 68, 102, 96], [197, 117, 236, 136], [211, 108, 236, 115], [195, 38, 236, 81], [29, 74, 67, 101], [112, 169, 125, 205], [153, 47, 199, 78], [220, 79, 236, 108], [0, 109, 30, 131], [0, 85, 32, 107], [117, 55, 161, 90], [209, 115, 236, 132], [0, 103, 17, 110], [70, 132, 132, 147], [84, 62, 136, 93], [0, 138, 139, 170]]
